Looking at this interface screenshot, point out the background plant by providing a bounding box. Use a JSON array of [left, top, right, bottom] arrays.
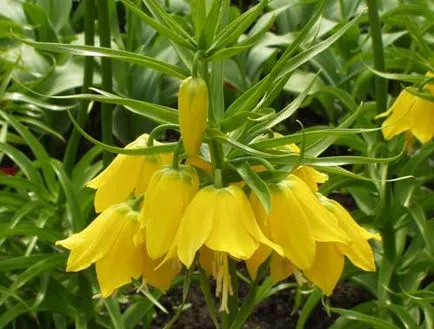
[[0, 0, 433, 328]]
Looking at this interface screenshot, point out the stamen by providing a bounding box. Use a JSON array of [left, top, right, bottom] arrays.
[[212, 252, 233, 313]]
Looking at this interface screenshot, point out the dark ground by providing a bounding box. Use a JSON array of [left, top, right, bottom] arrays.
[[151, 280, 371, 329]]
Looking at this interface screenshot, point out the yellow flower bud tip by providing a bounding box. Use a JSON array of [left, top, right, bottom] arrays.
[[171, 184, 281, 269], [178, 76, 209, 156], [56, 203, 147, 297], [138, 164, 199, 260]]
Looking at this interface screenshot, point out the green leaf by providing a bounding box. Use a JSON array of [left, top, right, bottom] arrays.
[[296, 289, 322, 329], [236, 162, 272, 214], [208, 45, 251, 61], [277, 12, 363, 80], [408, 203, 434, 255], [329, 307, 401, 329], [0, 224, 62, 242], [0, 254, 50, 272], [13, 34, 189, 79], [264, 72, 319, 129], [46, 159, 85, 232], [67, 109, 176, 156], [120, 0, 194, 49], [123, 300, 155, 329], [141, 0, 193, 42], [3, 92, 73, 110], [0, 254, 66, 307], [0, 303, 32, 329], [0, 142, 43, 184], [0, 112, 57, 192], [209, 0, 267, 53], [57, 88, 179, 124], [104, 297, 126, 329]]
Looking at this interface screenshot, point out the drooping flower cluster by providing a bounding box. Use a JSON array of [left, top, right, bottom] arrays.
[[378, 72, 434, 144], [56, 76, 381, 312]]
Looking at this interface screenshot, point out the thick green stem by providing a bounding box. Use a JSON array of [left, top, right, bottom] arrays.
[[97, 0, 114, 166], [63, 0, 95, 174], [366, 0, 388, 114], [227, 259, 239, 323]]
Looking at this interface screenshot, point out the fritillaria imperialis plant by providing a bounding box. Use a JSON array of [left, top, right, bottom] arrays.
[[49, 2, 390, 326]]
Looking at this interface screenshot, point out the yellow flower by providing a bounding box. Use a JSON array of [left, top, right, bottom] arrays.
[[135, 165, 199, 260], [379, 72, 434, 144], [178, 76, 209, 156], [168, 184, 282, 267], [165, 184, 283, 312], [304, 195, 381, 295], [248, 175, 350, 272], [56, 203, 179, 296], [87, 134, 172, 212]]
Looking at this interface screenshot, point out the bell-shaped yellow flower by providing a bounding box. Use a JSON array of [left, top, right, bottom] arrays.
[[163, 185, 282, 313], [168, 184, 283, 267], [379, 72, 434, 144], [178, 76, 209, 156], [56, 203, 179, 297], [249, 175, 350, 271], [135, 165, 199, 260], [304, 195, 381, 295], [87, 134, 172, 212]]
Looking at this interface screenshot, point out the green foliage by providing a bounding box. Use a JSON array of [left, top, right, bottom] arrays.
[[0, 0, 433, 328]]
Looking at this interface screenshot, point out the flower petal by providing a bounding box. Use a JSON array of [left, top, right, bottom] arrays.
[[175, 187, 216, 267], [56, 204, 129, 271], [270, 253, 294, 283], [304, 242, 344, 295], [93, 156, 144, 212], [95, 213, 144, 297], [205, 186, 259, 260], [410, 98, 434, 144], [144, 166, 199, 259]]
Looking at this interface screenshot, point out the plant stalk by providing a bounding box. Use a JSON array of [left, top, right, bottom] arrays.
[[96, 0, 114, 166], [63, 0, 95, 174], [366, 0, 387, 114]]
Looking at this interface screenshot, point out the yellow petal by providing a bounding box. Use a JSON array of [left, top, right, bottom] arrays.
[[143, 257, 181, 292], [56, 204, 130, 271], [245, 245, 271, 280], [285, 176, 350, 244], [409, 97, 434, 144], [322, 197, 380, 271], [293, 166, 328, 192], [86, 133, 148, 189], [204, 186, 259, 260], [175, 187, 216, 268], [381, 90, 416, 140], [95, 212, 145, 297], [144, 166, 199, 259], [304, 242, 344, 295], [270, 253, 294, 283], [251, 185, 315, 270], [92, 156, 144, 212], [134, 155, 164, 195]]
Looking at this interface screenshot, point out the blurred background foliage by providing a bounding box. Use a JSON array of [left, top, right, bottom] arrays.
[[0, 0, 433, 328]]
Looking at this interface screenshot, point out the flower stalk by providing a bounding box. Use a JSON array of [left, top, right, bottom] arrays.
[[96, 0, 114, 166]]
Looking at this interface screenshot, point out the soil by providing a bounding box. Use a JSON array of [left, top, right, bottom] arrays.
[[151, 279, 371, 329]]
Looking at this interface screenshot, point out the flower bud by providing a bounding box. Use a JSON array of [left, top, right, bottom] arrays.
[[178, 76, 209, 156]]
